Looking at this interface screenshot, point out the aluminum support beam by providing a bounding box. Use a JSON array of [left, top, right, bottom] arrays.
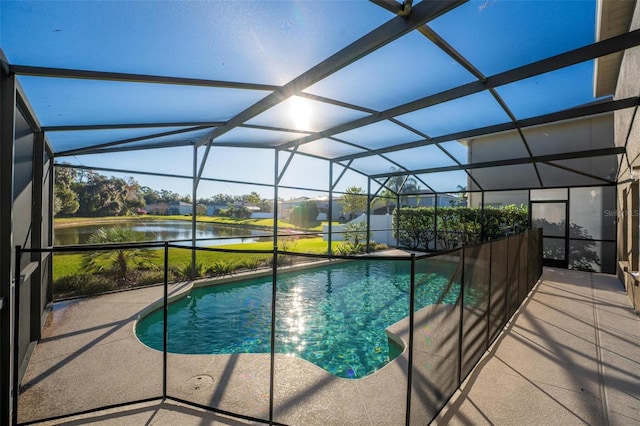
[[370, 147, 626, 178], [193, 0, 463, 183], [333, 97, 639, 163], [0, 69, 16, 426], [278, 29, 640, 152]]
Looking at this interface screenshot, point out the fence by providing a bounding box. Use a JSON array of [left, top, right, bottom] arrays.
[[13, 229, 542, 425]]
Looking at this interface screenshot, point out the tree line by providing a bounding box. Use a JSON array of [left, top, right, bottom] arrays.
[[54, 166, 272, 217]]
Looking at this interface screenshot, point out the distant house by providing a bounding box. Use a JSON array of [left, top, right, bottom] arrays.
[[371, 194, 463, 215], [278, 196, 345, 222], [146, 201, 192, 215]]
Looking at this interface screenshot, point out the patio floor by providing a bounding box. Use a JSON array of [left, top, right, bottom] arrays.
[[17, 267, 640, 425]]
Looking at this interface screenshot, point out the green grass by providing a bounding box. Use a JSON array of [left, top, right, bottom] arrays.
[[54, 215, 337, 231], [53, 237, 339, 281]]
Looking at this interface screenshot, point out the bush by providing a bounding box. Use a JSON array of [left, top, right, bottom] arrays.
[[238, 256, 262, 271], [54, 274, 117, 298], [206, 260, 238, 277], [175, 261, 206, 279], [394, 205, 528, 251], [335, 242, 364, 256]]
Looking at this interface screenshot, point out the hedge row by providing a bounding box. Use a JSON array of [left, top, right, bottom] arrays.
[[394, 205, 528, 251]]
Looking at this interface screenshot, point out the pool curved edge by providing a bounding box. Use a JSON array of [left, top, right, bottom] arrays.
[[132, 259, 344, 350]]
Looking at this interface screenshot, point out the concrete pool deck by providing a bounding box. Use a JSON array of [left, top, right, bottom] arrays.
[[17, 265, 640, 425]]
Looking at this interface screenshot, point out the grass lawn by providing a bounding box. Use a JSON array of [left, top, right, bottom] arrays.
[[53, 237, 339, 281], [54, 215, 337, 231]]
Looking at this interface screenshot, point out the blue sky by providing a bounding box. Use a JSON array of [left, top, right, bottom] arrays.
[[0, 0, 600, 199]]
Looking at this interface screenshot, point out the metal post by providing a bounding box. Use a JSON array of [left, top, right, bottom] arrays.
[[1, 69, 17, 426], [504, 236, 510, 325], [31, 132, 44, 342], [162, 242, 168, 398], [480, 191, 485, 242], [486, 241, 493, 347], [395, 192, 400, 249], [268, 245, 277, 425], [191, 144, 197, 279], [11, 246, 21, 426], [457, 248, 465, 386], [366, 178, 371, 253], [273, 150, 279, 248], [434, 194, 438, 252], [405, 254, 416, 425], [328, 162, 333, 255]]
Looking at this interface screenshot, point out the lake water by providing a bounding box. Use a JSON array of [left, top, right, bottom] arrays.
[[54, 220, 273, 247]]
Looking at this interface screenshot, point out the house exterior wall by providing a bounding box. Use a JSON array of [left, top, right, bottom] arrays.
[[614, 0, 640, 314], [322, 214, 396, 246]]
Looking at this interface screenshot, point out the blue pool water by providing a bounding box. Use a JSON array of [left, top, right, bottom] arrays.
[[135, 259, 459, 379]]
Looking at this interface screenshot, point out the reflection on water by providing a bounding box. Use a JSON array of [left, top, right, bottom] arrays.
[[54, 220, 272, 247]]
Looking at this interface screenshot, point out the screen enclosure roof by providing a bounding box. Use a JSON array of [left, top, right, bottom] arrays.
[[1, 0, 638, 194]]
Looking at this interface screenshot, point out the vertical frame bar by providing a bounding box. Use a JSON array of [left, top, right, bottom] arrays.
[[457, 247, 465, 386], [328, 162, 333, 255], [30, 132, 44, 342], [11, 246, 20, 426], [1, 68, 16, 426], [504, 236, 510, 325], [191, 144, 197, 278], [273, 150, 279, 248], [405, 254, 416, 426], [396, 193, 400, 249], [480, 191, 485, 242], [268, 245, 278, 425], [162, 242, 168, 398], [486, 240, 493, 348], [434, 195, 438, 252], [366, 178, 371, 253]]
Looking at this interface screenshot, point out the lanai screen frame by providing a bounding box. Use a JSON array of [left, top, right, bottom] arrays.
[[2, 0, 637, 265], [1, 1, 639, 424]]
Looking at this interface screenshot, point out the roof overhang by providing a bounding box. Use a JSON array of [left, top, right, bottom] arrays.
[[594, 0, 636, 97]]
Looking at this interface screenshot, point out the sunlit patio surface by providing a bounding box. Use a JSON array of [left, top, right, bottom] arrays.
[[17, 265, 640, 425]]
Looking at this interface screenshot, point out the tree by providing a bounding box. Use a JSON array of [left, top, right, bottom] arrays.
[[54, 164, 80, 216], [375, 168, 419, 214], [245, 191, 262, 206], [339, 186, 367, 220], [81, 227, 157, 284], [76, 173, 129, 216], [289, 201, 319, 227], [54, 185, 80, 216]]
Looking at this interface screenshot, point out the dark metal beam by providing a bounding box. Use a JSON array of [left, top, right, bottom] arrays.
[[55, 140, 196, 156], [332, 97, 639, 162], [9, 65, 279, 91], [277, 28, 640, 151], [541, 161, 614, 184], [43, 122, 224, 132], [55, 125, 215, 157], [195, 0, 463, 150], [371, 147, 626, 178]]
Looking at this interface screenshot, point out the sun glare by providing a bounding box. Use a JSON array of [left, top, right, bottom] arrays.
[[289, 96, 312, 131]]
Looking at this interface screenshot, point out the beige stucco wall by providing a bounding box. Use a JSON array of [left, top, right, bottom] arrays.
[[614, 0, 640, 314], [466, 113, 616, 194]]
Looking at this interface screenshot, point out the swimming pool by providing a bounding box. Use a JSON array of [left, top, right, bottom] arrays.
[[135, 259, 459, 379]]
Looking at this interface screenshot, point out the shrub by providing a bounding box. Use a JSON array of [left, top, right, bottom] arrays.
[[176, 261, 205, 279], [54, 274, 116, 298], [335, 242, 364, 256], [394, 205, 528, 251], [81, 227, 158, 284], [239, 256, 262, 271], [206, 260, 238, 277]]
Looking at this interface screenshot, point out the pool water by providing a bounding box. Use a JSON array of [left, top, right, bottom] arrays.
[[135, 259, 460, 379]]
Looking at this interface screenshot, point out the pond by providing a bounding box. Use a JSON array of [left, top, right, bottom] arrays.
[[54, 220, 273, 247]]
